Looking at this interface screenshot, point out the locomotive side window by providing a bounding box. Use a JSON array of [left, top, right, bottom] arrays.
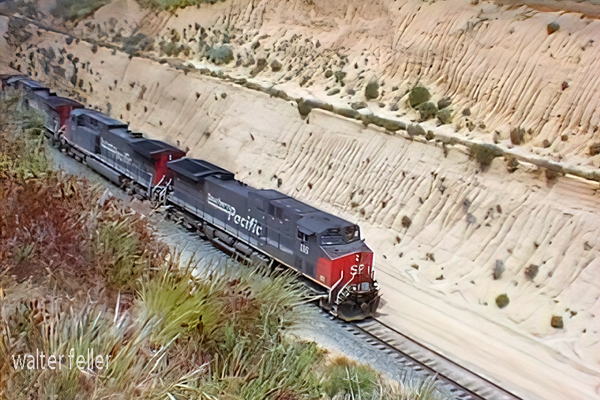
[[90, 118, 98, 127], [77, 115, 85, 126], [297, 231, 307, 242], [320, 226, 360, 246]]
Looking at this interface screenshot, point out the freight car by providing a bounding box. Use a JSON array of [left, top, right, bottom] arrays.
[[3, 76, 381, 321]]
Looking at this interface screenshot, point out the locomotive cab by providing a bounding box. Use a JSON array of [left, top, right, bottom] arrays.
[[297, 213, 381, 321]]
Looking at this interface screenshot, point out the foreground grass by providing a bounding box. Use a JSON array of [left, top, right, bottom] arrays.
[[0, 97, 453, 399]]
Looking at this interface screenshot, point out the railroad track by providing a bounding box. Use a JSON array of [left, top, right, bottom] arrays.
[[319, 309, 525, 400]]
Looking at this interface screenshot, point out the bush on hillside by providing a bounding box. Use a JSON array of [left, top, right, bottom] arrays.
[[138, 0, 226, 10], [51, 0, 111, 20]]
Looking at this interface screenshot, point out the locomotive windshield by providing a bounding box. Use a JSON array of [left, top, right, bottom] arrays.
[[320, 225, 360, 246]]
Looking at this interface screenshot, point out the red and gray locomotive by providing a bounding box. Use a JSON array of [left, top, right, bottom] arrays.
[[3, 75, 381, 321]]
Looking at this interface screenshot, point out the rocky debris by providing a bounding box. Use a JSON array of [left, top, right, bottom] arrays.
[[324, 69, 333, 78], [362, 115, 406, 131], [365, 81, 380, 100], [327, 88, 340, 96], [271, 59, 282, 72], [525, 264, 539, 280], [462, 108, 471, 117], [250, 58, 267, 76], [334, 70, 346, 83], [351, 101, 368, 110], [407, 123, 426, 137], [297, 98, 333, 117], [242, 55, 255, 67], [496, 294, 509, 309], [542, 139, 551, 148], [510, 127, 526, 145], [438, 97, 452, 109], [505, 155, 519, 172], [409, 87, 431, 107], [419, 101, 438, 121], [437, 108, 453, 125], [547, 22, 560, 35], [401, 216, 412, 228], [551, 316, 564, 329], [589, 143, 600, 156], [207, 45, 233, 65], [561, 81, 569, 91], [493, 260, 505, 279], [545, 169, 560, 181]]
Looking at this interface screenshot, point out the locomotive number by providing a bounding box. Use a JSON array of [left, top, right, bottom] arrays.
[[300, 243, 310, 255]]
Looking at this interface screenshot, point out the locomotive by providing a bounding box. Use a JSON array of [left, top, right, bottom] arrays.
[[3, 74, 381, 321]]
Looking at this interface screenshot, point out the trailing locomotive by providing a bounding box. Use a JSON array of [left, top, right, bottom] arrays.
[[2, 75, 381, 321]]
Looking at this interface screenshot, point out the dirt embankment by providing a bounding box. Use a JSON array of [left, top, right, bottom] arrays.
[[1, 0, 600, 399], [53, 0, 600, 166]]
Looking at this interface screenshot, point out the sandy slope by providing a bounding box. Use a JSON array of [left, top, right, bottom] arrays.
[[61, 0, 600, 168], [1, 0, 600, 398]]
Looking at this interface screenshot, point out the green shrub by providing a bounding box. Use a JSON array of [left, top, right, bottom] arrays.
[[51, 0, 111, 20], [409, 87, 431, 108], [321, 356, 379, 399], [207, 45, 234, 65], [139, 0, 226, 10], [470, 143, 501, 170]]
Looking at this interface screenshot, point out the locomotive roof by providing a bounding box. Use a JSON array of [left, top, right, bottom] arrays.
[[168, 158, 234, 182], [16, 78, 47, 90], [321, 240, 371, 260], [109, 127, 143, 139], [130, 139, 186, 159], [253, 189, 288, 201], [296, 211, 354, 235], [43, 95, 83, 109], [271, 197, 318, 214], [71, 109, 128, 127]]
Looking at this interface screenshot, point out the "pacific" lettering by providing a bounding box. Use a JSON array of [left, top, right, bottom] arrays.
[[208, 193, 263, 236]]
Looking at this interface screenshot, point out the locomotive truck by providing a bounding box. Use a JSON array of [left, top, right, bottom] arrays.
[[4, 75, 381, 321]]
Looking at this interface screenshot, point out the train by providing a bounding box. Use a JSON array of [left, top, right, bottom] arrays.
[[1, 73, 381, 321]]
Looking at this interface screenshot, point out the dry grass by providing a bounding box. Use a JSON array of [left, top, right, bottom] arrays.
[[0, 96, 454, 400]]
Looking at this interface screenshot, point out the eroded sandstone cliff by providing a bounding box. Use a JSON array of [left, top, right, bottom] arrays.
[[1, 0, 599, 398]]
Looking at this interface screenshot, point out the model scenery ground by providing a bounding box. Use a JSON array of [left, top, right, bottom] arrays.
[[1, 0, 599, 399]]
